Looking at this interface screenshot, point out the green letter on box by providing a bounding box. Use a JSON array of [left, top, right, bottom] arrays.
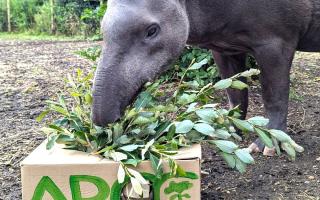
[[70, 175, 110, 200], [32, 176, 67, 200]]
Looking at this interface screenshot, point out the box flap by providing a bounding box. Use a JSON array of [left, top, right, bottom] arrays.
[[21, 141, 201, 166]]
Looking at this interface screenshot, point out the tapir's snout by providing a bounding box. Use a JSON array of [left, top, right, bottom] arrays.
[[91, 65, 122, 126], [92, 101, 121, 126]]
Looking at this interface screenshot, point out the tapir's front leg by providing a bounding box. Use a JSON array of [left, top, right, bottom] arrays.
[[249, 40, 296, 155], [212, 52, 248, 119]]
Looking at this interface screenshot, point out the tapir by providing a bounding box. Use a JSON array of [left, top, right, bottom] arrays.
[[92, 0, 320, 155]]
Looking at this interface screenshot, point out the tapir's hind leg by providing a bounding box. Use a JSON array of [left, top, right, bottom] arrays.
[[212, 52, 248, 119], [249, 40, 297, 156]]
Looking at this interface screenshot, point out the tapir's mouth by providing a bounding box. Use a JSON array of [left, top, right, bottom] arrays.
[[120, 84, 145, 114]]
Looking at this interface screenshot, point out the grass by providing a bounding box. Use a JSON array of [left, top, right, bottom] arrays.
[[0, 32, 85, 41]]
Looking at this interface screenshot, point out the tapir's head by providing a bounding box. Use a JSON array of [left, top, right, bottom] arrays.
[[92, 0, 189, 126]]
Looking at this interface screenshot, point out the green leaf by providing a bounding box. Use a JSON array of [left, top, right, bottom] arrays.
[[59, 95, 67, 109], [46, 134, 58, 150], [186, 103, 198, 113], [231, 80, 248, 90], [130, 177, 143, 196], [56, 134, 75, 145], [48, 124, 64, 132], [49, 105, 69, 116], [150, 153, 163, 177], [116, 135, 131, 145], [166, 125, 176, 140], [235, 158, 247, 173], [248, 116, 270, 127], [110, 151, 128, 162], [185, 80, 200, 89], [268, 129, 291, 143], [117, 165, 126, 184], [139, 112, 155, 118], [119, 145, 142, 152], [195, 109, 217, 122], [128, 168, 148, 185], [132, 116, 154, 125], [210, 140, 238, 154], [289, 141, 304, 153], [113, 123, 123, 140], [141, 139, 155, 160], [124, 109, 137, 121], [175, 120, 194, 134], [215, 129, 231, 139], [185, 130, 204, 142], [193, 123, 215, 137], [123, 159, 140, 167], [134, 91, 153, 111], [85, 93, 93, 105], [189, 58, 208, 70], [254, 128, 273, 148], [234, 149, 254, 164], [177, 93, 197, 105], [221, 152, 236, 168], [272, 137, 281, 156], [231, 132, 243, 141], [230, 118, 254, 132], [281, 142, 296, 161], [155, 121, 171, 135], [213, 78, 232, 90], [36, 110, 50, 122]]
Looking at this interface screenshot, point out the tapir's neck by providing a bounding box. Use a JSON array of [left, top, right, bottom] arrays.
[[185, 0, 239, 46]]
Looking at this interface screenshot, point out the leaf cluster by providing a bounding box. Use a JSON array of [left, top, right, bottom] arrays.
[[38, 53, 303, 197]]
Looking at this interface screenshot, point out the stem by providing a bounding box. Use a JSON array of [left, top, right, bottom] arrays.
[[174, 59, 196, 103], [84, 132, 94, 150]]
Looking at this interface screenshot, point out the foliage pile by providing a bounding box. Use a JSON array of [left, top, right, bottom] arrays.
[[38, 48, 303, 196]]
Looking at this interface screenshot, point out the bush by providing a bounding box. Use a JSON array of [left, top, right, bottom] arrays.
[[10, 0, 44, 31], [80, 4, 107, 37], [75, 45, 102, 62], [54, 2, 82, 36], [34, 2, 52, 34], [0, 0, 104, 36]]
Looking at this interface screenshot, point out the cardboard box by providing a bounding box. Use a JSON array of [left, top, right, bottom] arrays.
[[21, 142, 201, 200]]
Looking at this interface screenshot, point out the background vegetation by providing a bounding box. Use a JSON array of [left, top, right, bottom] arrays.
[[0, 0, 106, 38]]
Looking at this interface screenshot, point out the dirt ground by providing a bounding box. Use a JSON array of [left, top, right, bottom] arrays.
[[0, 40, 319, 200]]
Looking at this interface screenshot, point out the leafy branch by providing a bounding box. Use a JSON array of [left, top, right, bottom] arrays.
[[38, 56, 303, 196]]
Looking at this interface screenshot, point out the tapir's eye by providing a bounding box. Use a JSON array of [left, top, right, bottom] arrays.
[[146, 24, 160, 39]]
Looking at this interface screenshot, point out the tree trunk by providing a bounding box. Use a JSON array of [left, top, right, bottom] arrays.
[[6, 0, 11, 32], [50, 0, 55, 34]]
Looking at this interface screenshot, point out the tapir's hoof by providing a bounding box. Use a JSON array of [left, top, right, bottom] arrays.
[[248, 138, 276, 156]]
